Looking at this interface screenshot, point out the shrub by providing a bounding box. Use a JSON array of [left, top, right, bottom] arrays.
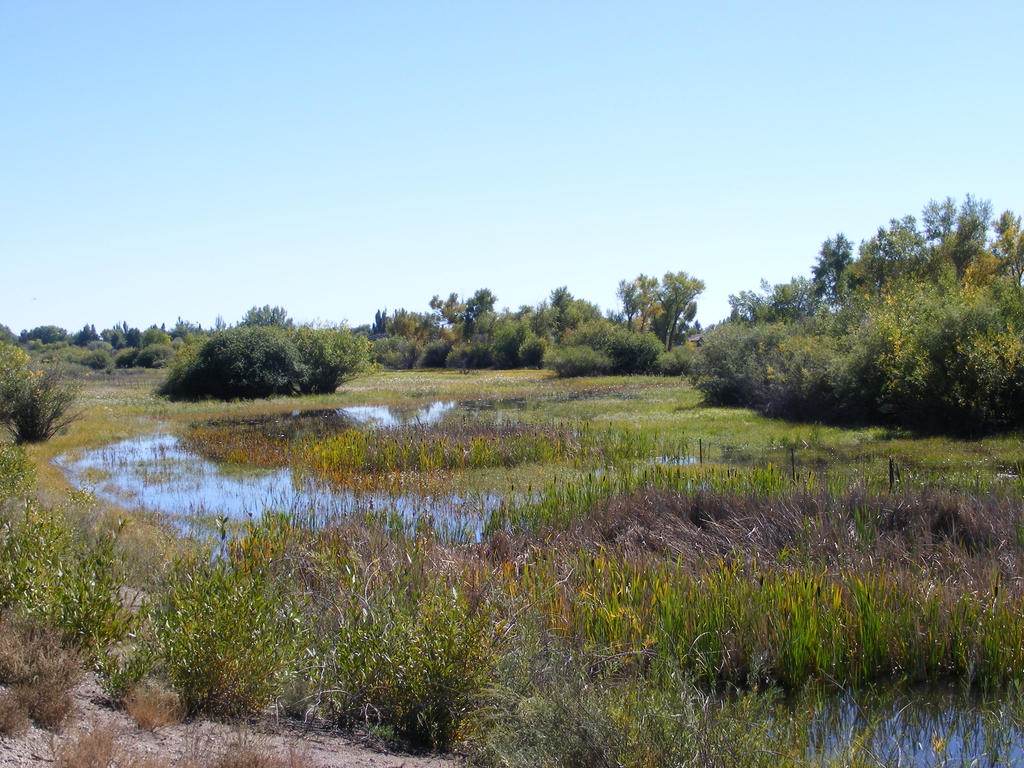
[[446, 341, 494, 370], [140, 326, 171, 347], [292, 326, 369, 394], [544, 345, 611, 378], [154, 559, 295, 717], [54, 724, 123, 768], [657, 344, 696, 376], [0, 613, 81, 729], [134, 343, 175, 369], [114, 347, 139, 368], [417, 340, 453, 368], [0, 343, 80, 443], [518, 333, 547, 368], [160, 326, 304, 400], [372, 337, 420, 369], [313, 575, 492, 750], [491, 322, 527, 368], [124, 679, 184, 730], [0, 690, 29, 736], [566, 321, 661, 374], [80, 349, 112, 371]]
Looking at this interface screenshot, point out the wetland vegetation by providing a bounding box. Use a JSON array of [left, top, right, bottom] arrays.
[[1, 367, 1022, 766]]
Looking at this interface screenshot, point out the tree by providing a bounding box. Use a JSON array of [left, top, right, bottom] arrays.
[[73, 324, 100, 347], [812, 234, 853, 307], [655, 272, 705, 350], [0, 343, 79, 442], [20, 326, 68, 345], [240, 305, 293, 329], [923, 195, 992, 280], [617, 279, 641, 329], [850, 216, 928, 292], [993, 210, 1024, 285], [462, 288, 497, 340]]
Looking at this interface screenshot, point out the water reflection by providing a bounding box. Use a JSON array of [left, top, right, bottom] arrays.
[[806, 686, 1024, 766], [338, 400, 456, 427], [54, 417, 494, 541]]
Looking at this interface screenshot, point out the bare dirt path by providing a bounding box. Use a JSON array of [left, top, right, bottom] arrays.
[[1, 675, 464, 768]]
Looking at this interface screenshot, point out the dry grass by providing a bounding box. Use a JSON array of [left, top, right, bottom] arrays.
[[125, 680, 185, 731], [54, 722, 123, 768], [0, 688, 30, 736], [0, 613, 82, 729]]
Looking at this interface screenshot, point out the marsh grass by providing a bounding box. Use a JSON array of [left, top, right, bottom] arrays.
[[18, 369, 1024, 763]]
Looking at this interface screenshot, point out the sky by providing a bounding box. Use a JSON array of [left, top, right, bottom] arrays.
[[2, 1, 1023, 334]]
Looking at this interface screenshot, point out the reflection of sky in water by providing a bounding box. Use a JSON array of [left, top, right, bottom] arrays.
[[54, 412, 492, 540], [807, 687, 1024, 767], [338, 401, 456, 427]]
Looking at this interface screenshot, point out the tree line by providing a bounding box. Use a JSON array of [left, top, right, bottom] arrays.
[[693, 195, 1024, 432], [1, 271, 705, 403]]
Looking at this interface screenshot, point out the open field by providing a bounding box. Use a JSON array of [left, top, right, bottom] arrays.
[[5, 368, 1024, 766]]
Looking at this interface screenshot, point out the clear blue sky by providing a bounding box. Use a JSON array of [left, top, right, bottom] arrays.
[[3, 1, 1022, 334]]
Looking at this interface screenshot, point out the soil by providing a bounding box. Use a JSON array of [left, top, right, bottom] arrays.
[[0, 674, 463, 768]]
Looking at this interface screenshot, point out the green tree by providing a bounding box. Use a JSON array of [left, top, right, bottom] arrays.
[[140, 326, 172, 348], [292, 326, 370, 394], [812, 234, 853, 307], [462, 288, 497, 340], [655, 272, 705, 350], [992, 210, 1024, 285], [72, 324, 100, 347], [240, 305, 293, 329], [19, 326, 68, 345], [923, 195, 992, 280], [850, 216, 928, 292]]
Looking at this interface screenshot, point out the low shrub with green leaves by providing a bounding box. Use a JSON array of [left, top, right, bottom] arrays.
[[543, 344, 611, 378], [308, 561, 492, 749], [0, 342, 80, 443], [152, 557, 297, 717]]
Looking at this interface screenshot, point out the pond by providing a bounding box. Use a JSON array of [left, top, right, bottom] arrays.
[[54, 401, 493, 540]]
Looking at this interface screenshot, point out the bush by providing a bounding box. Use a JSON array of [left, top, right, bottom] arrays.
[[446, 341, 494, 370], [544, 345, 611, 378], [518, 333, 547, 368], [80, 349, 112, 371], [134, 343, 175, 369], [491, 322, 527, 369], [657, 344, 696, 376], [0, 343, 80, 443], [0, 613, 82, 729], [160, 326, 304, 400], [565, 321, 662, 374], [312, 574, 491, 749], [292, 326, 369, 394], [114, 347, 139, 368], [417, 340, 453, 369], [372, 337, 420, 370], [154, 559, 295, 717]]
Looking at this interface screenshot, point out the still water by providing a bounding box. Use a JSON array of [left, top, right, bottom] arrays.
[[54, 401, 489, 538]]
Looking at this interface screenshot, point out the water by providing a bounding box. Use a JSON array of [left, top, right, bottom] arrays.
[[338, 400, 456, 427], [54, 400, 493, 539], [805, 686, 1024, 767]]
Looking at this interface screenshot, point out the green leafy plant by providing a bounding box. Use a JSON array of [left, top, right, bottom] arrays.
[[154, 558, 296, 717], [0, 342, 80, 443]]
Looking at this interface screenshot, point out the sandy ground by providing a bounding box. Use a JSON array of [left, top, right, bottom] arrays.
[[0, 675, 464, 768]]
